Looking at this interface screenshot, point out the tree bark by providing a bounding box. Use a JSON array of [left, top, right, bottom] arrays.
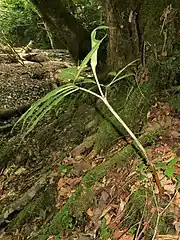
[[30, 0, 91, 62], [103, 0, 180, 74]]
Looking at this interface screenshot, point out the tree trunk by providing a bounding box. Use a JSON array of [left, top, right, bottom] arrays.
[[30, 0, 91, 62], [103, 0, 180, 81]]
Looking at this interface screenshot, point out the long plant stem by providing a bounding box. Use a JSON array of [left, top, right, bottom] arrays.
[[103, 98, 147, 158], [91, 55, 163, 193], [92, 68, 105, 98], [102, 97, 163, 194]]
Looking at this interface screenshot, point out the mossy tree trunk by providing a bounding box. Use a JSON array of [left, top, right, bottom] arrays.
[[30, 0, 91, 61], [102, 0, 180, 89]]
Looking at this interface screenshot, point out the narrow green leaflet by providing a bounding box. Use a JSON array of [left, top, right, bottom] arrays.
[[75, 26, 108, 81], [107, 73, 135, 87], [90, 26, 108, 72], [167, 157, 178, 167], [110, 59, 139, 83], [13, 84, 76, 132], [23, 88, 79, 137], [155, 162, 167, 169], [26, 87, 77, 130]]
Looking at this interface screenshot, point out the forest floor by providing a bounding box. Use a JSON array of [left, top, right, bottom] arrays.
[[0, 47, 179, 240]]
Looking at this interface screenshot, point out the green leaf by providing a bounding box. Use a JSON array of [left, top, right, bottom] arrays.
[[107, 73, 135, 87], [155, 162, 167, 169], [108, 71, 117, 76], [164, 167, 175, 178], [75, 26, 108, 81], [26, 87, 75, 130], [129, 227, 137, 234], [111, 59, 139, 83], [22, 88, 79, 136], [176, 175, 180, 181], [138, 163, 147, 171], [13, 84, 76, 132], [167, 157, 178, 167], [58, 67, 78, 81], [90, 26, 108, 72], [77, 77, 96, 84], [100, 218, 111, 239], [176, 182, 180, 189], [59, 166, 72, 174]]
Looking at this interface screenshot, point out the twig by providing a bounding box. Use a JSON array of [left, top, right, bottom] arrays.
[[136, 210, 156, 240], [134, 192, 148, 239], [152, 189, 177, 240], [1, 31, 25, 66]]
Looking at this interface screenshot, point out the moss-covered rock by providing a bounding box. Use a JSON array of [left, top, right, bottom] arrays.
[[8, 187, 56, 233]]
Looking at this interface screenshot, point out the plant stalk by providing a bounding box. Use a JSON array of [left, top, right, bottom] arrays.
[[102, 97, 163, 194]]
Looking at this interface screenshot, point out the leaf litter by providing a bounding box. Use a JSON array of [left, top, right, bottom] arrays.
[[56, 101, 180, 240]]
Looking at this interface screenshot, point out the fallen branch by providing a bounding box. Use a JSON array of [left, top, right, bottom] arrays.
[[0, 104, 30, 121]]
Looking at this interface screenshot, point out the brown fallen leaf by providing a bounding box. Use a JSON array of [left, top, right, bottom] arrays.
[[104, 213, 112, 225], [173, 192, 180, 207], [87, 208, 94, 217], [157, 235, 180, 240], [173, 220, 180, 235], [57, 178, 65, 190], [99, 205, 112, 219], [47, 236, 55, 240], [113, 229, 122, 239]]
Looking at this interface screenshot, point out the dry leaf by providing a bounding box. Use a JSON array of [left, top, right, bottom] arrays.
[[99, 205, 112, 219], [100, 191, 109, 203], [157, 234, 180, 240], [173, 220, 180, 235], [57, 178, 65, 190], [119, 234, 134, 240], [47, 236, 55, 240], [113, 229, 122, 239], [104, 213, 112, 225], [87, 208, 94, 217], [160, 176, 176, 194], [109, 222, 117, 230], [173, 192, 180, 207]]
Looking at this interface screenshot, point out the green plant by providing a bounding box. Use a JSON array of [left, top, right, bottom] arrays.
[[100, 218, 111, 239], [0, 0, 49, 47], [14, 26, 161, 191], [73, 0, 104, 30], [155, 157, 180, 188]]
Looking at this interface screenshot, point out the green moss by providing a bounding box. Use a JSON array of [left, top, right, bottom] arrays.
[[123, 188, 150, 228], [0, 137, 21, 168], [139, 0, 180, 52], [8, 188, 55, 231], [100, 218, 112, 239], [123, 187, 176, 239], [158, 214, 176, 234], [169, 93, 180, 110]]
